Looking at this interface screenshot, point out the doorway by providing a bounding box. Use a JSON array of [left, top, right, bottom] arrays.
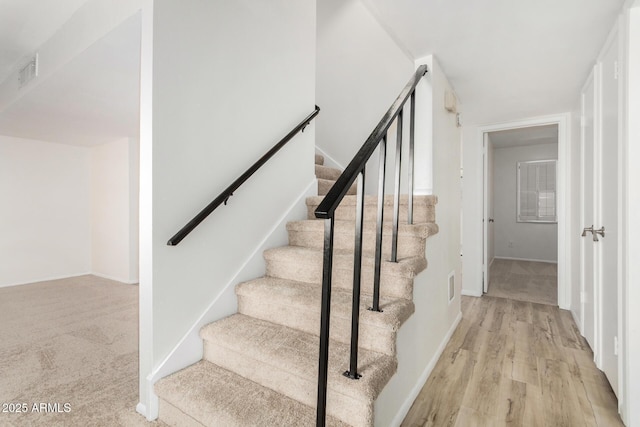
[[479, 115, 569, 309], [484, 125, 559, 305]]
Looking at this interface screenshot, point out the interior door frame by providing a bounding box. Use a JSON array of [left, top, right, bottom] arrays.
[[478, 114, 570, 309]]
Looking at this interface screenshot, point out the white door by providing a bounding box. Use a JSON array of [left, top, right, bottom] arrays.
[[581, 69, 597, 353], [598, 35, 620, 396]]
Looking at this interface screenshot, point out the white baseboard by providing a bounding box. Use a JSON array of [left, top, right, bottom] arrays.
[[135, 403, 146, 418], [389, 311, 463, 427], [137, 386, 159, 421], [314, 145, 344, 170], [414, 187, 433, 195], [461, 289, 483, 297], [0, 272, 92, 288], [145, 179, 318, 401], [91, 271, 138, 284], [493, 256, 557, 264], [571, 307, 583, 335]]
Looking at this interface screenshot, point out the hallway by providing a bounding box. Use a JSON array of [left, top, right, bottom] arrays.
[[402, 296, 623, 426]]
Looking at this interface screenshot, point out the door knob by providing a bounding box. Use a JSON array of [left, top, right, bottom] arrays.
[[582, 225, 594, 237], [582, 225, 599, 242]]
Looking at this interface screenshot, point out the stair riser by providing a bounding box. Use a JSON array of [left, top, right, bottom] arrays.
[[315, 153, 324, 165], [288, 229, 426, 259], [159, 399, 205, 427], [315, 165, 342, 181], [265, 257, 415, 300], [203, 342, 373, 427], [237, 296, 398, 355], [318, 179, 357, 196], [307, 203, 435, 223]]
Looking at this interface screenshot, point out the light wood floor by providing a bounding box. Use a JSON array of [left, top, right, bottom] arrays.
[[401, 295, 623, 427], [487, 259, 558, 306]]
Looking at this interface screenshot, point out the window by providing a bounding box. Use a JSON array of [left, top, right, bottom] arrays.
[[517, 160, 557, 223]]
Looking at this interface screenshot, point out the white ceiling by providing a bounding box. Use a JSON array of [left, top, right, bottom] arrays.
[[489, 124, 558, 148], [0, 0, 626, 145], [0, 12, 141, 146], [0, 0, 88, 85], [363, 0, 625, 124]]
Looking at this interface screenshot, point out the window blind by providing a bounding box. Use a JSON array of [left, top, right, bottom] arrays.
[[517, 160, 557, 223]]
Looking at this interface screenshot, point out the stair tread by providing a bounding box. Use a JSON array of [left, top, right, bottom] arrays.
[[264, 245, 427, 279], [287, 219, 439, 238], [236, 276, 414, 331], [315, 153, 325, 165], [200, 314, 397, 403], [155, 361, 349, 427]]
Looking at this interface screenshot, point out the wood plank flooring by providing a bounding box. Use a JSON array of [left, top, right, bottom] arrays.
[[401, 296, 623, 427]]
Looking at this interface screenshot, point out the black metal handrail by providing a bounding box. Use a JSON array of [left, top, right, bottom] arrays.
[[167, 105, 320, 246], [314, 66, 428, 427]]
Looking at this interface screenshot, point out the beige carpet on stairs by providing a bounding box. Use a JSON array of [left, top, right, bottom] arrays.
[[154, 152, 438, 427]]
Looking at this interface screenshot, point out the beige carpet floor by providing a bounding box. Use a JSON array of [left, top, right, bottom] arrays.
[[487, 259, 558, 306], [0, 275, 162, 427]]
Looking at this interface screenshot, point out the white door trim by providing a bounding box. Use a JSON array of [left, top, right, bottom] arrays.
[[482, 133, 489, 293], [477, 113, 571, 309]]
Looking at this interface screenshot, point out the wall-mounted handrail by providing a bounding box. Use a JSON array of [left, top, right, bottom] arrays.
[[167, 105, 320, 246], [314, 66, 428, 427]]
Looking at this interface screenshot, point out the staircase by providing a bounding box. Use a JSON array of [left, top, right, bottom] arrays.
[[155, 153, 438, 427]]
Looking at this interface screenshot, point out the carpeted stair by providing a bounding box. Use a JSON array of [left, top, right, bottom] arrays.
[[155, 153, 438, 427]]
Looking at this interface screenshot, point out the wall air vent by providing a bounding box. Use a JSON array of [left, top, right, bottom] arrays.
[[19, 54, 39, 88]]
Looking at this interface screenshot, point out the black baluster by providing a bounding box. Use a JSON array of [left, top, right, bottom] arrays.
[[370, 137, 386, 312], [391, 110, 403, 262], [345, 169, 365, 380], [316, 217, 335, 427], [408, 91, 415, 225]]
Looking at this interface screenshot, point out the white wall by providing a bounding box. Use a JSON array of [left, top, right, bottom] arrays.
[[376, 55, 462, 427], [91, 137, 139, 283], [0, 135, 91, 286], [139, 0, 317, 418], [316, 0, 415, 190], [461, 125, 484, 296], [0, 134, 140, 288], [492, 143, 558, 262]]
